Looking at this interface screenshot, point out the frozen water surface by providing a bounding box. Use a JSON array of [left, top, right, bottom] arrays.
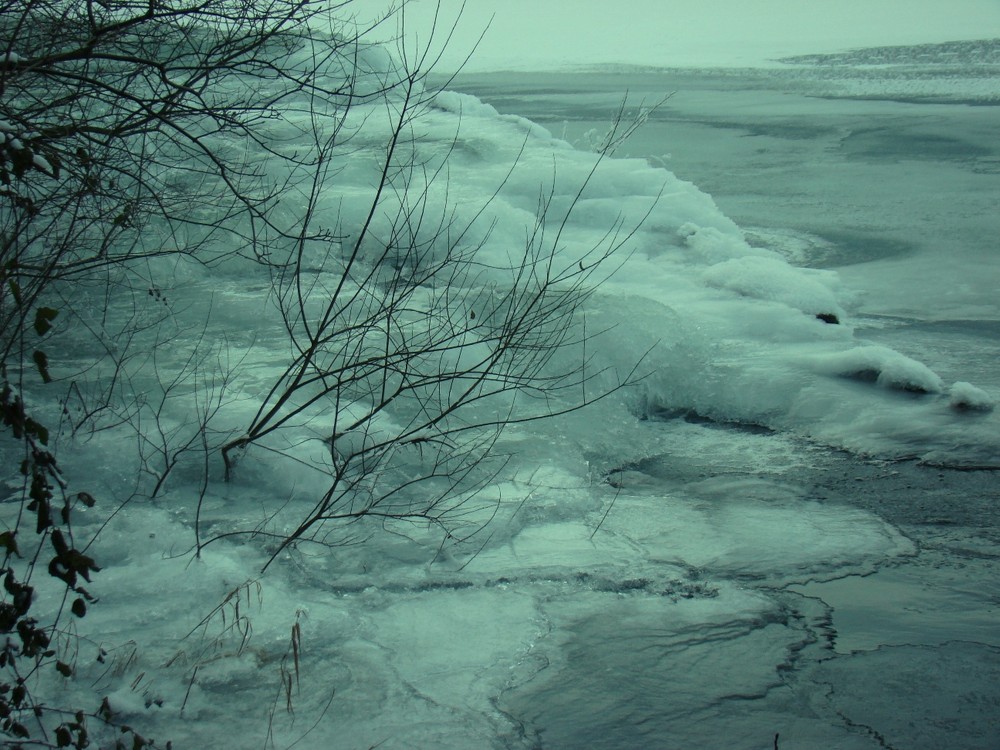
[[7, 42, 1000, 749]]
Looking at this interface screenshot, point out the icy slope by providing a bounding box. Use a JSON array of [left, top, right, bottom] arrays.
[[420, 88, 998, 467]]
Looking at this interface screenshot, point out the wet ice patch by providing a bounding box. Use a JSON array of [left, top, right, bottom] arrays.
[[346, 588, 543, 746], [601, 490, 914, 584], [498, 585, 808, 750], [805, 642, 1000, 750], [790, 559, 1000, 654], [741, 225, 843, 268]]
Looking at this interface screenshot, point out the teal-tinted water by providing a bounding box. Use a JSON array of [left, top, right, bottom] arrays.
[[444, 65, 1000, 749]]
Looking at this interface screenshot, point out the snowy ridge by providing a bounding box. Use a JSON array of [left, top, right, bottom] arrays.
[[778, 38, 1000, 68], [775, 38, 1000, 103], [570, 39, 1000, 103]]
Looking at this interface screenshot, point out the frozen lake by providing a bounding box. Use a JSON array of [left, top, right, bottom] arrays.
[[436, 64, 1000, 748], [11, 48, 999, 749]]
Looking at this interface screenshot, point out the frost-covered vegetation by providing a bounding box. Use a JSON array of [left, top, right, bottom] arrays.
[[0, 1, 649, 745]]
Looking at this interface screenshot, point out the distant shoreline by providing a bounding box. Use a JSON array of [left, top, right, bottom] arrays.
[[439, 37, 1000, 78], [439, 42, 1000, 106]]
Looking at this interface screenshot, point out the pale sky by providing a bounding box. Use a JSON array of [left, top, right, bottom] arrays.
[[373, 0, 1000, 71]]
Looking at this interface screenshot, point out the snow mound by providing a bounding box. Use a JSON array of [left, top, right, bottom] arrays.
[[807, 346, 944, 394], [703, 255, 845, 318], [949, 381, 996, 412]]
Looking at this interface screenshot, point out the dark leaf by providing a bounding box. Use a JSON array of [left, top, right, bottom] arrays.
[[0, 531, 18, 558], [6, 278, 21, 305], [33, 307, 58, 337], [32, 350, 51, 384], [55, 661, 73, 678], [71, 598, 86, 618], [2, 571, 16, 595], [77, 492, 96, 508], [25, 417, 49, 445], [48, 559, 75, 587], [51, 529, 69, 556], [70, 550, 100, 581], [32, 495, 51, 533], [49, 546, 100, 588], [0, 603, 18, 632], [55, 724, 73, 747]]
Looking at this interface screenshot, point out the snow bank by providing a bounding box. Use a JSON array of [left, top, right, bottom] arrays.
[[702, 255, 844, 319], [950, 380, 996, 412], [207, 74, 999, 466], [807, 345, 945, 393]]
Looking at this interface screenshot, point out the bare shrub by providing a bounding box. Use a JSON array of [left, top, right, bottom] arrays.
[[0, 1, 658, 745]]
